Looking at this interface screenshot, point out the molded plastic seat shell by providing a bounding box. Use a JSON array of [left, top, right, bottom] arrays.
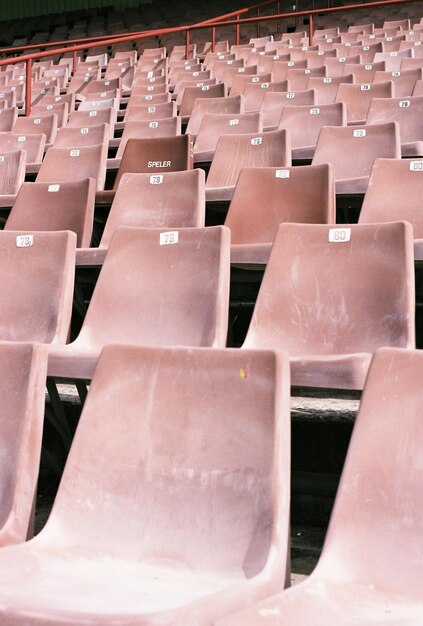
[[194, 112, 263, 162], [243, 221, 415, 389], [36, 144, 108, 191], [366, 94, 423, 156]]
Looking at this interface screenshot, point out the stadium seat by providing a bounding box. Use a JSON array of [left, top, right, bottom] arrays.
[[335, 80, 394, 124], [77, 169, 205, 265], [306, 74, 354, 105], [0, 342, 290, 625], [116, 117, 181, 158], [0, 106, 18, 132], [226, 164, 336, 264], [261, 90, 316, 130], [242, 80, 290, 113], [0, 342, 48, 546], [13, 114, 58, 145], [0, 230, 76, 343], [216, 346, 423, 626], [366, 94, 423, 156], [67, 108, 116, 138], [373, 67, 423, 96], [243, 221, 415, 389], [359, 157, 423, 258], [53, 123, 110, 148], [30, 102, 69, 128], [186, 94, 244, 137], [312, 122, 401, 194], [113, 134, 193, 189], [278, 102, 346, 159], [206, 129, 291, 201], [286, 66, 327, 91], [123, 101, 176, 122], [179, 82, 226, 121], [0, 133, 46, 166], [194, 112, 263, 162], [0, 149, 26, 201], [36, 144, 108, 191], [5, 178, 96, 247], [49, 225, 230, 379]]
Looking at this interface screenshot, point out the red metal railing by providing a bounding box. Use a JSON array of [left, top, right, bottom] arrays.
[[0, 0, 281, 57], [0, 0, 421, 116]]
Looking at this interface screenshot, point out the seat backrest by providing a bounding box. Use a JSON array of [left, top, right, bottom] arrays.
[[67, 108, 116, 137], [226, 163, 335, 243], [186, 95, 244, 137], [0, 107, 18, 132], [114, 135, 194, 189], [316, 346, 423, 596], [243, 222, 415, 355], [0, 132, 46, 165], [124, 101, 176, 121], [366, 95, 423, 142], [53, 123, 110, 148], [36, 144, 108, 191], [0, 149, 26, 195], [39, 92, 75, 111], [243, 80, 289, 112], [74, 225, 230, 349], [206, 129, 291, 193], [312, 122, 401, 181], [359, 157, 423, 238], [278, 102, 346, 153], [194, 112, 262, 160], [261, 89, 316, 129], [306, 75, 353, 105], [0, 342, 48, 546], [78, 97, 120, 111], [0, 230, 76, 343], [343, 61, 386, 83], [30, 102, 69, 128], [13, 113, 58, 144], [179, 83, 226, 118], [335, 81, 394, 123], [116, 117, 181, 158], [373, 67, 423, 96], [44, 341, 290, 575], [99, 170, 205, 247], [286, 66, 326, 91], [5, 178, 96, 247]]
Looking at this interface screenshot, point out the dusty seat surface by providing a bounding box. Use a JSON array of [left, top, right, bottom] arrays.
[[217, 346, 423, 626], [0, 343, 290, 625], [243, 221, 415, 389], [36, 143, 108, 191], [49, 225, 230, 378]]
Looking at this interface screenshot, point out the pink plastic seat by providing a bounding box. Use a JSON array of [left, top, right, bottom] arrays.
[[0, 132, 46, 165], [218, 345, 423, 626], [206, 129, 292, 201], [243, 221, 415, 389], [194, 112, 262, 162], [312, 122, 401, 194], [342, 61, 386, 83], [0, 342, 48, 546], [67, 108, 116, 138], [260, 89, 316, 130], [226, 164, 335, 264], [359, 157, 423, 259], [38, 92, 75, 112], [286, 66, 326, 90], [0, 149, 26, 202], [0, 107, 18, 132], [229, 73, 273, 97], [374, 48, 413, 71], [30, 102, 69, 128], [243, 80, 289, 112], [123, 101, 176, 122], [179, 82, 226, 121], [186, 94, 244, 138], [53, 123, 110, 149], [306, 74, 354, 104], [335, 80, 394, 124], [49, 225, 230, 379], [77, 169, 205, 266], [5, 178, 96, 247], [116, 117, 180, 158], [13, 114, 58, 144], [366, 94, 423, 156], [373, 67, 423, 96], [0, 230, 76, 343], [113, 134, 193, 189], [0, 341, 290, 625], [36, 144, 108, 191], [279, 102, 346, 159]]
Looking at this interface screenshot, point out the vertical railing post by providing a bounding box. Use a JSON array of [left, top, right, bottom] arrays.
[[73, 48, 77, 75], [257, 8, 260, 38], [236, 13, 240, 46], [308, 14, 313, 46], [185, 29, 190, 60], [25, 57, 32, 117], [277, 1, 281, 34], [211, 26, 216, 52]]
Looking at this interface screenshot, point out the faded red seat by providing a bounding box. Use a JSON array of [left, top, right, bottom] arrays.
[[5, 178, 96, 247], [0, 132, 46, 166], [335, 80, 394, 124], [36, 144, 108, 191], [306, 74, 353, 105], [0, 341, 290, 625], [217, 345, 423, 626], [13, 113, 58, 144], [0, 342, 48, 546], [312, 122, 401, 194], [260, 89, 316, 130], [359, 157, 423, 259], [226, 164, 335, 264], [366, 94, 423, 156], [206, 129, 291, 201], [0, 149, 26, 203], [49, 225, 230, 379], [194, 112, 262, 162], [186, 94, 244, 138], [0, 107, 18, 132], [243, 221, 415, 389], [116, 117, 180, 158], [53, 123, 110, 148]]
